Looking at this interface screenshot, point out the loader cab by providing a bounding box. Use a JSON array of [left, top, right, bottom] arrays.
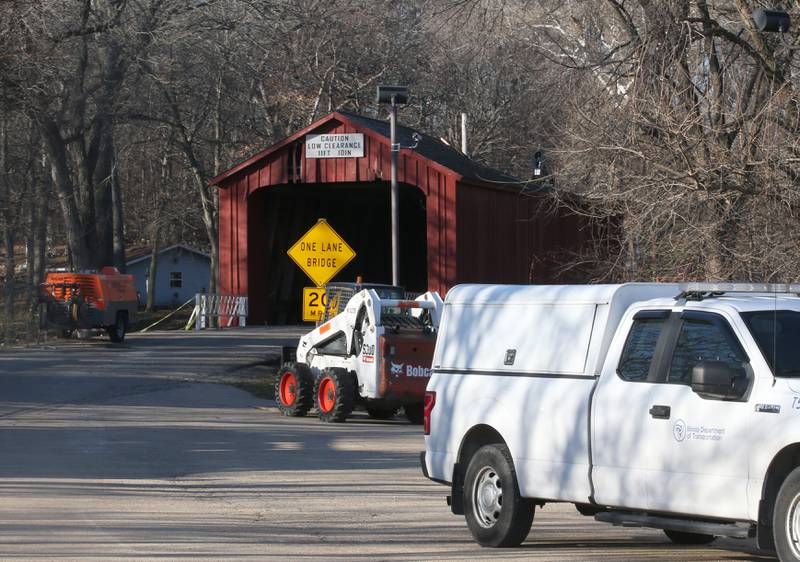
[[321, 282, 405, 322]]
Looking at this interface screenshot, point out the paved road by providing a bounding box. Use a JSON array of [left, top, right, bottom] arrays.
[[0, 329, 773, 560]]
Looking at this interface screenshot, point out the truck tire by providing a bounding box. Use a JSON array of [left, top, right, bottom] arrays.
[[275, 363, 314, 417], [663, 529, 715, 545], [773, 465, 800, 560], [366, 405, 398, 420], [404, 402, 424, 425], [463, 444, 535, 547], [107, 312, 127, 343], [315, 368, 355, 423]]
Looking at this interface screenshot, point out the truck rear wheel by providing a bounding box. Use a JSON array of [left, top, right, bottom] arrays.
[[773, 465, 800, 560], [663, 529, 715, 545], [107, 312, 127, 343], [315, 368, 355, 423], [463, 444, 535, 547], [275, 363, 314, 417]]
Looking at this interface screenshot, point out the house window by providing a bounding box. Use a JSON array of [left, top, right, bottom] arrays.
[[170, 272, 182, 288]]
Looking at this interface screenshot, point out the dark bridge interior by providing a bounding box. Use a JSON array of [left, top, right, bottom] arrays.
[[247, 182, 428, 324]]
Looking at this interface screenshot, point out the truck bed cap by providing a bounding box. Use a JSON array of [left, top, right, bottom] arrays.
[[445, 283, 676, 306], [437, 283, 679, 376]]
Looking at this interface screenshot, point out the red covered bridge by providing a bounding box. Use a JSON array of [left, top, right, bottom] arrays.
[[211, 111, 592, 324]]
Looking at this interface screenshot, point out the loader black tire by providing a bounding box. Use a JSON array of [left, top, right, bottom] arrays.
[[404, 402, 424, 425], [366, 404, 398, 420], [275, 363, 314, 417], [315, 368, 355, 423]]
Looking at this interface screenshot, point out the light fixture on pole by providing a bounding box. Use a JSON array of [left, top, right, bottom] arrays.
[[752, 9, 798, 49], [376, 85, 409, 287], [752, 9, 790, 33]]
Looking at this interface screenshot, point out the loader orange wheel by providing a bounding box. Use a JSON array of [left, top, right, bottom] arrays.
[[315, 368, 355, 423], [274, 363, 313, 417], [279, 372, 298, 406], [318, 376, 336, 413]]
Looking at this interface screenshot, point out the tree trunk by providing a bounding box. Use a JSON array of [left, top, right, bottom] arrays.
[[93, 124, 115, 268], [25, 183, 36, 338], [93, 30, 124, 269], [1, 117, 13, 343], [186, 150, 218, 297], [34, 158, 48, 339], [111, 159, 126, 271], [2, 226, 13, 343], [40, 119, 92, 271], [146, 232, 160, 312], [35, 145, 49, 285]]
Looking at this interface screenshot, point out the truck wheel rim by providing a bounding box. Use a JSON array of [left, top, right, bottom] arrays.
[[788, 491, 800, 557], [319, 377, 336, 412], [472, 466, 503, 528], [279, 373, 297, 406]]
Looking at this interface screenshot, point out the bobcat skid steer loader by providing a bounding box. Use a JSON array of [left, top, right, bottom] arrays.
[[276, 282, 443, 423]]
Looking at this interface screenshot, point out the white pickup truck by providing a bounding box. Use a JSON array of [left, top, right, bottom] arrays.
[[421, 282, 800, 560]]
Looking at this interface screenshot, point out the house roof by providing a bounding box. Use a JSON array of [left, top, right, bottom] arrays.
[[126, 244, 209, 267], [208, 110, 519, 188]]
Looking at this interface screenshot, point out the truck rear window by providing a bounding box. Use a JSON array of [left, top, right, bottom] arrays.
[[618, 316, 666, 381], [742, 310, 800, 377]]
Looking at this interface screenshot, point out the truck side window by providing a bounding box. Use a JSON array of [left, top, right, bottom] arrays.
[[667, 316, 747, 384], [742, 311, 800, 377], [618, 316, 666, 381]]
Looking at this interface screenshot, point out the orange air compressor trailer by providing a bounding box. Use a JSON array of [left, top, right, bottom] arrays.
[[39, 266, 138, 342]]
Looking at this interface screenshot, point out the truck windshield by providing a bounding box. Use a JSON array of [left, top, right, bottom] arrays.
[[742, 310, 800, 377]]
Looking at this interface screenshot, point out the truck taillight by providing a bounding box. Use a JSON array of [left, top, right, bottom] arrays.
[[423, 391, 436, 435]]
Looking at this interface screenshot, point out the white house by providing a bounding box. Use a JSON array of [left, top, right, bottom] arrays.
[[126, 244, 210, 307]]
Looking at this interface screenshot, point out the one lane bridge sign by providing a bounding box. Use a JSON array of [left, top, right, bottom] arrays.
[[287, 219, 356, 287]]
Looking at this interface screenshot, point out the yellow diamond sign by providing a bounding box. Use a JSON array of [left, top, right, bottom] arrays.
[[287, 219, 356, 287]]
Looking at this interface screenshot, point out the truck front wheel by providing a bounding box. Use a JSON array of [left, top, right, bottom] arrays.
[[315, 368, 355, 423], [773, 465, 800, 560], [463, 444, 534, 547]]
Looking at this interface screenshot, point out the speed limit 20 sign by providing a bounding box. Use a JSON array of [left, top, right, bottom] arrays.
[[302, 287, 327, 322]]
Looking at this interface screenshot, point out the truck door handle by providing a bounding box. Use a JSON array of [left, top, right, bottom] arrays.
[[649, 405, 671, 419]]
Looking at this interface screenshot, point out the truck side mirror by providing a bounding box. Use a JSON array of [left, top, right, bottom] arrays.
[[690, 360, 748, 400]]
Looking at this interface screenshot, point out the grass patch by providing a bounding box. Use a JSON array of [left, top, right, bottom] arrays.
[[235, 369, 277, 400], [227, 355, 281, 401], [131, 307, 194, 332]]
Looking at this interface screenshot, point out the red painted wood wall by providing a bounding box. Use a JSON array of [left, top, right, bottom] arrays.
[[216, 114, 458, 305]]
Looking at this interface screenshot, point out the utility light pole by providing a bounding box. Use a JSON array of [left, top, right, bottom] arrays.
[[376, 85, 409, 287]]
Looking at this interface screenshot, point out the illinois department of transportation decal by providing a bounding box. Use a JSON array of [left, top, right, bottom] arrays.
[[673, 419, 687, 442], [673, 419, 725, 442]]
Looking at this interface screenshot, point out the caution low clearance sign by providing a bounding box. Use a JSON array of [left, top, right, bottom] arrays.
[[287, 219, 356, 287]]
